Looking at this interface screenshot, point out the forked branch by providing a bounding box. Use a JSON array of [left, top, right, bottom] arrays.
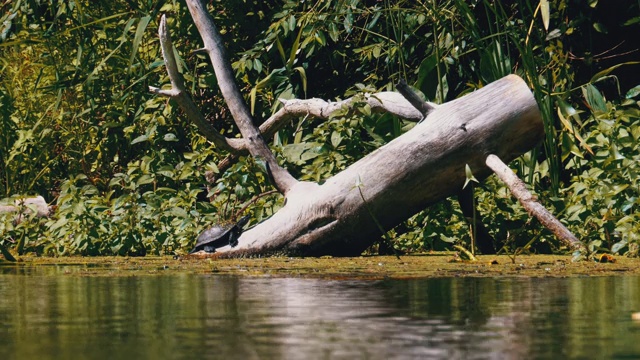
[[184, 0, 297, 194], [150, 16, 243, 153]]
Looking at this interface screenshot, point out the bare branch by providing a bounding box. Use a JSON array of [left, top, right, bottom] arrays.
[[205, 92, 426, 183], [185, 0, 297, 194], [485, 154, 586, 253], [259, 92, 425, 139], [150, 15, 242, 153]]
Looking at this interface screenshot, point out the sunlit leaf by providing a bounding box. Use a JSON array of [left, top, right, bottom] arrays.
[[131, 134, 149, 145], [288, 26, 304, 68], [590, 61, 640, 83], [612, 241, 627, 254], [254, 58, 263, 73], [540, 0, 550, 31], [328, 22, 339, 42], [163, 133, 177, 142], [275, 36, 286, 64], [344, 8, 353, 33], [331, 131, 342, 148], [592, 22, 607, 33], [545, 29, 562, 40], [128, 15, 151, 73], [626, 85, 640, 99], [463, 164, 478, 189], [293, 66, 307, 96]]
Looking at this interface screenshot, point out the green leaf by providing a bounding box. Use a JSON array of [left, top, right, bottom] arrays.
[[315, 31, 326, 46], [545, 28, 562, 40], [293, 66, 307, 96], [463, 164, 478, 189], [626, 85, 640, 99], [282, 143, 322, 165], [328, 22, 339, 42], [163, 133, 177, 142], [169, 207, 189, 218], [582, 84, 607, 113], [128, 16, 151, 73], [254, 58, 263, 73], [372, 45, 381, 58], [249, 86, 258, 115], [137, 174, 154, 186], [288, 15, 296, 32], [612, 241, 627, 254], [275, 37, 287, 64], [344, 8, 353, 34], [331, 131, 342, 148], [590, 61, 640, 84], [206, 162, 219, 174], [288, 26, 304, 68], [593, 22, 607, 33]]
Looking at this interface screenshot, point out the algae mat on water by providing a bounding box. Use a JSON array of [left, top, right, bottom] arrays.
[[2, 254, 640, 278]]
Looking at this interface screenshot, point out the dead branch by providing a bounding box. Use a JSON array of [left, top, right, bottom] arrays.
[[206, 92, 426, 182], [149, 16, 242, 153], [485, 154, 586, 252], [184, 0, 296, 194]]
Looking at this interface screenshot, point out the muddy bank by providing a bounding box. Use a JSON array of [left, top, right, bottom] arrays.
[[2, 253, 639, 279]]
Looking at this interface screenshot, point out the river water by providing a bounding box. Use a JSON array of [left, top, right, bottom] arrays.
[[1, 265, 640, 359]]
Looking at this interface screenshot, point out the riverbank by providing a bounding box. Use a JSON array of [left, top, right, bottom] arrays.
[[2, 253, 639, 279]]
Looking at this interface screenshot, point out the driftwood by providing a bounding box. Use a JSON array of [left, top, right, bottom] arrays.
[[0, 196, 51, 224], [222, 75, 545, 256], [151, 0, 584, 257]]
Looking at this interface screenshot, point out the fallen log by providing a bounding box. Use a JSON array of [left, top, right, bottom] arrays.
[[221, 75, 546, 257], [153, 1, 583, 257]]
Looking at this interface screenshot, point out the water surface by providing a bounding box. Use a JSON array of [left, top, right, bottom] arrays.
[[1, 265, 640, 359]]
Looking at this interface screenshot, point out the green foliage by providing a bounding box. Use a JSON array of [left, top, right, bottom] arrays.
[[562, 90, 640, 256], [0, 0, 639, 257]]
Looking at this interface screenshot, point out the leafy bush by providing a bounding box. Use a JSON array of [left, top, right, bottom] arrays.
[[1, 0, 639, 257]]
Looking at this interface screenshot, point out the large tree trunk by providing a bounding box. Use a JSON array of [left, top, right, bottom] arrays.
[[224, 75, 543, 257]]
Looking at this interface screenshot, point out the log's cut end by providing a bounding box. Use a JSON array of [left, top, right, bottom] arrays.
[[490, 74, 545, 160]]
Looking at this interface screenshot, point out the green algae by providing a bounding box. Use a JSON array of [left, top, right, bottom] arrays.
[[2, 253, 639, 279]]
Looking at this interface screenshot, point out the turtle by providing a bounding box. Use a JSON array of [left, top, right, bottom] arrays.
[[189, 215, 250, 254]]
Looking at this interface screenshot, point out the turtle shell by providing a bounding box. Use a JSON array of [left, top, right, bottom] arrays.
[[189, 216, 250, 254]]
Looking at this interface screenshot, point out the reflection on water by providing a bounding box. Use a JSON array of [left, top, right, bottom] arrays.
[[1, 266, 640, 359]]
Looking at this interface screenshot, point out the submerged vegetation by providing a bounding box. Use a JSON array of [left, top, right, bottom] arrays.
[[1, 0, 639, 258]]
